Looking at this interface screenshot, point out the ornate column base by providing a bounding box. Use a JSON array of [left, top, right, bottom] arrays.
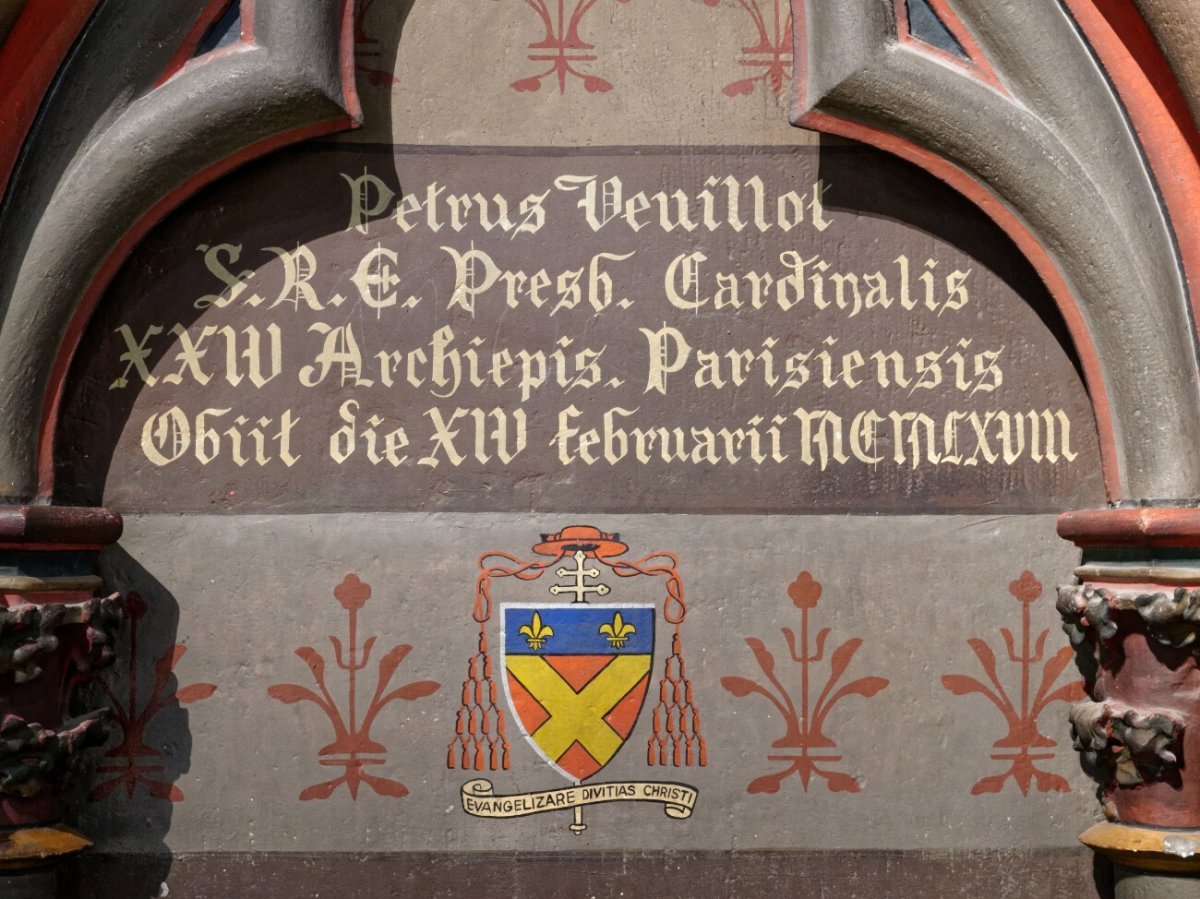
[[1084, 822, 1200, 873], [0, 825, 90, 897], [1060, 508, 1200, 898], [0, 507, 123, 897], [1112, 868, 1200, 899]]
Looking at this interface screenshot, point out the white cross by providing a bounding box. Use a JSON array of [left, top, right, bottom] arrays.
[[549, 550, 611, 604]]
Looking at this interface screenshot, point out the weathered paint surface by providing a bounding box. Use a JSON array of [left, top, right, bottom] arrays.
[[14, 0, 1156, 893], [57, 143, 1102, 513], [77, 512, 1098, 854]]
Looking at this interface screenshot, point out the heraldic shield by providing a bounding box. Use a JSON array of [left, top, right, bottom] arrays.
[[502, 603, 655, 782], [453, 527, 703, 833]]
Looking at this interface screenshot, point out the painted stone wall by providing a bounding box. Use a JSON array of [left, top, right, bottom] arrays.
[[78, 513, 1094, 855], [55, 0, 1105, 884]]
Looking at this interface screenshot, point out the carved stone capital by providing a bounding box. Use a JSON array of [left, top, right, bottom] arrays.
[[1057, 584, 1119, 644], [1057, 583, 1200, 649], [1070, 700, 1183, 787], [1058, 507, 1200, 836], [0, 505, 124, 842], [0, 712, 108, 799], [0, 595, 122, 684]]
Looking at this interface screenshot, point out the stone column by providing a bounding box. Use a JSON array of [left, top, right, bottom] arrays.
[[1059, 508, 1200, 897], [0, 507, 123, 897]]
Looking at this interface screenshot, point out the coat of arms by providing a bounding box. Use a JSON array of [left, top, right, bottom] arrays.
[[450, 526, 704, 833]]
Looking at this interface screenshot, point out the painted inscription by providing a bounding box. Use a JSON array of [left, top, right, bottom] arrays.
[[58, 145, 1103, 512]]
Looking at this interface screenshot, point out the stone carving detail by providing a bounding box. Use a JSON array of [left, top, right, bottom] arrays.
[[1132, 588, 1200, 648], [1059, 584, 1200, 649], [1069, 701, 1182, 787], [0, 711, 108, 798], [0, 595, 122, 684], [1056, 585, 1117, 645]]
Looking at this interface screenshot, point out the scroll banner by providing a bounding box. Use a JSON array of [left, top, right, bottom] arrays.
[[461, 778, 698, 820]]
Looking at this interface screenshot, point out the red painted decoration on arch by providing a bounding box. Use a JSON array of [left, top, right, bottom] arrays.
[[893, 0, 1005, 94]]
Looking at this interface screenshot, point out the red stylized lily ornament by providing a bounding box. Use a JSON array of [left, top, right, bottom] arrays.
[[268, 574, 440, 800], [941, 571, 1085, 794], [90, 592, 217, 803], [723, 572, 888, 793], [355, 0, 398, 87], [497, 0, 633, 94], [702, 0, 792, 97]]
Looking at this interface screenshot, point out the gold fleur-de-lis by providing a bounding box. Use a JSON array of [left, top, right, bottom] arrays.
[[519, 612, 554, 650], [599, 612, 637, 648]]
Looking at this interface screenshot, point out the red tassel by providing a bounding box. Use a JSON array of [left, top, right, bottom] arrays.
[[447, 626, 509, 771], [647, 629, 707, 768]]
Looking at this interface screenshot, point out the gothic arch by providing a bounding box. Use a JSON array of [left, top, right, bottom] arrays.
[[794, 0, 1200, 501], [0, 0, 360, 501]]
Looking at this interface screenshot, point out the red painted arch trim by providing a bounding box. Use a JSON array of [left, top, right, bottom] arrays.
[[35, 115, 356, 498], [1059, 507, 1200, 548], [0, 0, 103, 202], [156, 0, 257, 88], [1059, 0, 1200, 345], [893, 0, 1007, 95], [337, 0, 362, 123], [157, 0, 359, 118], [800, 110, 1121, 497], [35, 0, 361, 498]]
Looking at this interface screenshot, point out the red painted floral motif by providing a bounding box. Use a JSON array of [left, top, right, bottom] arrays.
[[495, 0, 633, 94], [942, 571, 1086, 795], [268, 574, 440, 800], [89, 592, 217, 803], [704, 0, 792, 98], [722, 572, 888, 793], [356, 0, 398, 88]]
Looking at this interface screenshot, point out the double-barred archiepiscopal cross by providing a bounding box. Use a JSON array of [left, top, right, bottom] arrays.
[[549, 550, 611, 604]]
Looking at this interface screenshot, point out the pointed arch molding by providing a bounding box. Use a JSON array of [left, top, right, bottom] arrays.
[[793, 0, 1200, 501], [0, 0, 360, 501]]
